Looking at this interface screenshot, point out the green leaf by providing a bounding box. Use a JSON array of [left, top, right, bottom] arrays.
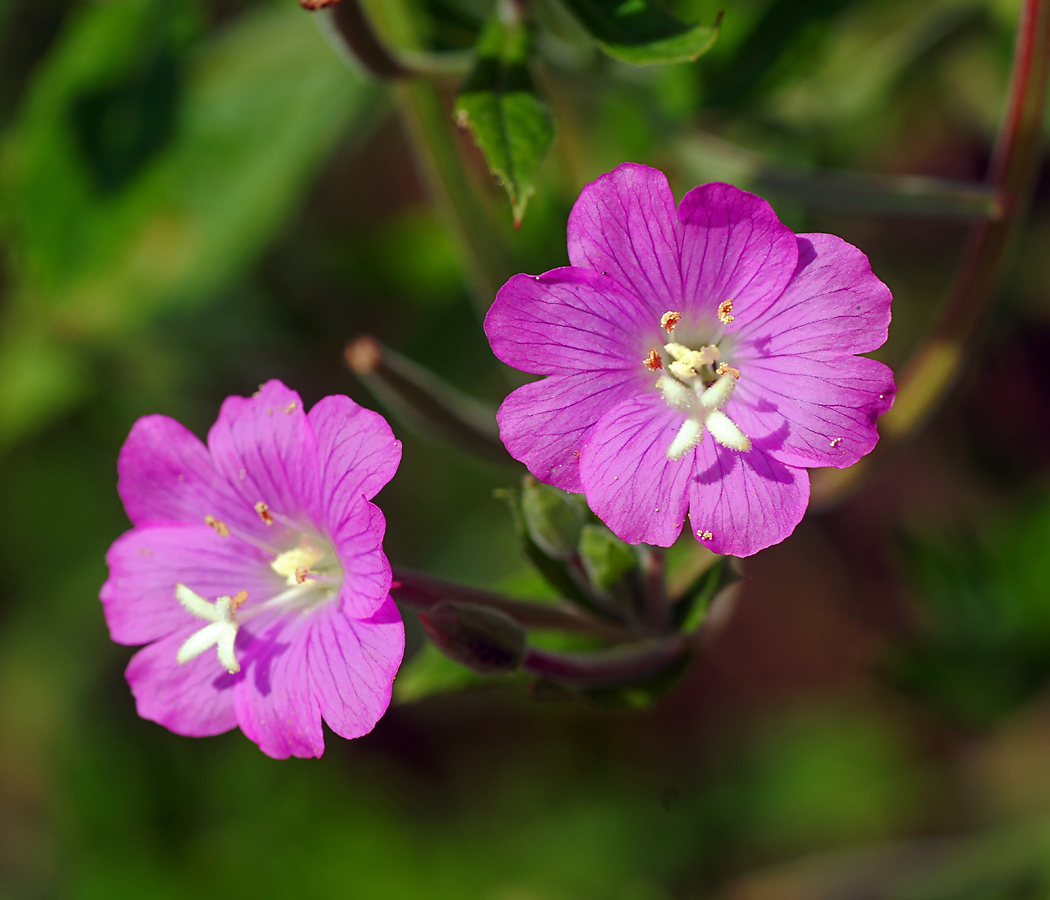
[[453, 16, 553, 225], [558, 0, 720, 65]]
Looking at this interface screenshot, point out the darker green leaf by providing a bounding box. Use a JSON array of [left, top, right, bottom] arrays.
[[558, 0, 720, 65], [454, 16, 554, 225]]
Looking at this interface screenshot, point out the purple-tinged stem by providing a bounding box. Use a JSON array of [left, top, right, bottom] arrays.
[[391, 568, 637, 642], [522, 637, 689, 691], [812, 0, 1050, 507]]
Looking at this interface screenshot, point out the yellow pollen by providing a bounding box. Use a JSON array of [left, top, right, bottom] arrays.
[[205, 515, 230, 538], [697, 529, 714, 540], [254, 501, 275, 526], [715, 362, 740, 379], [718, 299, 735, 324], [644, 350, 663, 371], [830, 438, 842, 447], [271, 540, 325, 586], [660, 311, 682, 333]]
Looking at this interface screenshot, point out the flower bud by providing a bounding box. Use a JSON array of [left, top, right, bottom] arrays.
[[520, 476, 586, 560], [418, 602, 526, 675], [578, 524, 637, 591]]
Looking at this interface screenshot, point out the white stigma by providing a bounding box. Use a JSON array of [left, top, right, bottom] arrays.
[[657, 368, 752, 460], [175, 584, 244, 674]]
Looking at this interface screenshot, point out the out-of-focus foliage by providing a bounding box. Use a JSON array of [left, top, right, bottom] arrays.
[[889, 496, 1050, 729], [0, 0, 379, 447]]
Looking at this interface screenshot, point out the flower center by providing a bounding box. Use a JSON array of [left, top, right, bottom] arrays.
[[646, 310, 751, 460], [175, 529, 343, 673]]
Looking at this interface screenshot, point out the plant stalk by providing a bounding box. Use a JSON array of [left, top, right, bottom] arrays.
[[811, 0, 1050, 507]]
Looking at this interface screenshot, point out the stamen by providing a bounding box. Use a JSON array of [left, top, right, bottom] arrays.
[[717, 299, 735, 325], [643, 350, 663, 371], [254, 501, 275, 526], [205, 515, 230, 538], [271, 539, 326, 586], [665, 343, 720, 380], [715, 362, 740, 380], [660, 311, 682, 333]]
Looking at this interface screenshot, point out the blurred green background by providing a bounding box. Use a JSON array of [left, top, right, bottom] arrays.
[[4, 0, 1050, 897]]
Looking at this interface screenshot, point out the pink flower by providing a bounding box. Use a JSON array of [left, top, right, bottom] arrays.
[[100, 380, 404, 758], [485, 163, 895, 557]]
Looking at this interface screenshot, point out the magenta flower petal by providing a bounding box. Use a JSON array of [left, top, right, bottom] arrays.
[[678, 182, 798, 325], [207, 380, 320, 526], [497, 370, 641, 493], [127, 627, 238, 737], [567, 162, 683, 307], [308, 394, 402, 518], [102, 381, 404, 758], [117, 415, 260, 536], [486, 165, 895, 556], [734, 355, 897, 469], [233, 614, 324, 759], [331, 502, 392, 619], [102, 525, 278, 645], [580, 395, 693, 547], [733, 233, 892, 360], [307, 596, 404, 742], [686, 441, 809, 557], [486, 268, 655, 375]]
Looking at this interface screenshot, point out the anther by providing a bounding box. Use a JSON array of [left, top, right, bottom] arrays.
[[254, 501, 275, 526], [643, 350, 663, 371], [294, 567, 310, 584], [205, 515, 230, 538], [715, 362, 740, 379], [660, 311, 682, 333], [230, 590, 249, 610], [717, 299, 735, 325]]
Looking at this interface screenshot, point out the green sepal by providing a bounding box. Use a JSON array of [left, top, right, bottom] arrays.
[[520, 476, 586, 561], [497, 482, 608, 618], [453, 15, 554, 225], [578, 524, 637, 592], [558, 0, 720, 65], [672, 554, 739, 634]]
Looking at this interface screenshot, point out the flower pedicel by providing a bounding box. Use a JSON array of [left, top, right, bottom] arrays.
[[485, 163, 895, 557], [100, 380, 403, 758]]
